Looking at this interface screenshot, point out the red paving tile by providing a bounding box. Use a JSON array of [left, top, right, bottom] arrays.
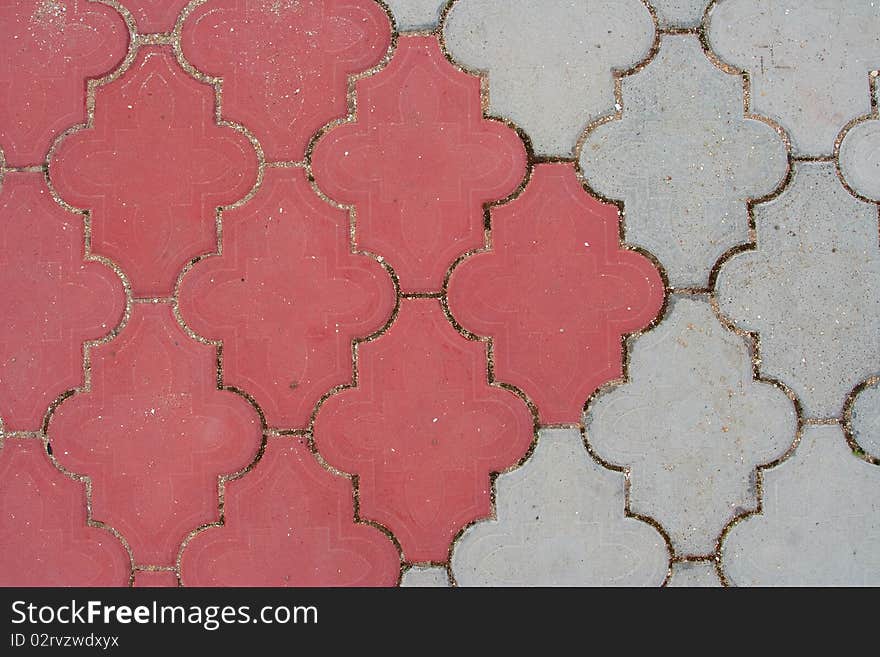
[[178, 167, 395, 430], [180, 437, 400, 586], [181, 0, 391, 162], [50, 47, 259, 297], [311, 35, 528, 293], [46, 304, 262, 566], [0, 439, 130, 586], [132, 570, 179, 587], [313, 298, 535, 563], [118, 0, 188, 33], [0, 172, 125, 432], [0, 0, 128, 167], [447, 164, 665, 424]]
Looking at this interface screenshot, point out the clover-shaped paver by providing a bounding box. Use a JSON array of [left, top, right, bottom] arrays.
[[708, 0, 880, 156], [722, 425, 880, 586], [840, 83, 880, 202], [442, 0, 655, 156], [0, 439, 131, 586], [180, 437, 399, 586], [451, 428, 669, 586], [850, 380, 880, 461], [716, 162, 880, 419], [581, 35, 787, 288], [586, 296, 796, 555]]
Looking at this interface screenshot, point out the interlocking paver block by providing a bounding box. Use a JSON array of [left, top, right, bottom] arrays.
[[178, 167, 395, 430], [708, 0, 880, 156], [50, 46, 259, 297], [581, 34, 787, 288], [0, 439, 131, 586], [386, 0, 445, 30], [667, 561, 721, 587], [0, 0, 128, 166], [181, 0, 392, 162], [448, 162, 664, 424], [47, 304, 262, 566], [716, 162, 880, 419], [722, 425, 880, 586], [451, 428, 668, 586], [311, 35, 527, 293], [180, 437, 400, 586], [401, 565, 450, 587], [0, 172, 125, 432], [586, 296, 796, 555], [442, 0, 655, 157], [851, 381, 880, 461], [313, 298, 535, 564], [839, 83, 880, 202]]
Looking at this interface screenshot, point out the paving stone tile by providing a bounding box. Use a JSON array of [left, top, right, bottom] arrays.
[[50, 46, 259, 298], [385, 0, 445, 30], [707, 0, 880, 156], [442, 0, 655, 157], [46, 304, 262, 566], [0, 172, 126, 432], [666, 560, 721, 587], [447, 163, 664, 424], [580, 34, 787, 288], [178, 167, 395, 430], [0, 0, 128, 167], [118, 0, 189, 33], [0, 439, 131, 586], [722, 425, 880, 586], [133, 570, 179, 587], [400, 565, 450, 587], [586, 296, 796, 555], [180, 437, 399, 586], [839, 83, 880, 202], [313, 298, 535, 564], [451, 428, 668, 586], [715, 162, 880, 419], [311, 35, 527, 293], [850, 381, 880, 461], [650, 0, 707, 28], [181, 0, 392, 162]]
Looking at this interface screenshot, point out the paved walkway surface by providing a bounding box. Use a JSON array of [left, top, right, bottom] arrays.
[[1, 0, 879, 587]]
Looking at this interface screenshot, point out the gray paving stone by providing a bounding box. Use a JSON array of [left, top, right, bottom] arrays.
[[650, 0, 707, 28], [450, 428, 668, 586], [707, 0, 880, 156], [851, 381, 880, 461], [580, 35, 787, 288], [715, 162, 880, 419], [667, 561, 722, 587], [586, 296, 796, 555], [722, 425, 880, 586], [400, 565, 450, 587], [385, 0, 445, 30], [442, 0, 655, 157], [839, 83, 880, 201]]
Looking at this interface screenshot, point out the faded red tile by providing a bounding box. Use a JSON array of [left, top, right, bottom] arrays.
[[0, 0, 128, 166], [181, 0, 391, 161], [133, 570, 179, 587], [50, 46, 259, 297], [0, 172, 125, 432], [447, 164, 665, 424], [311, 35, 527, 293], [46, 304, 262, 566], [313, 298, 535, 563], [118, 0, 188, 33], [180, 437, 399, 586], [0, 439, 131, 586], [179, 167, 395, 430]]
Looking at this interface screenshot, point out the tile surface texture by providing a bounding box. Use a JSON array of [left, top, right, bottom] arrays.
[[2, 0, 879, 588]]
